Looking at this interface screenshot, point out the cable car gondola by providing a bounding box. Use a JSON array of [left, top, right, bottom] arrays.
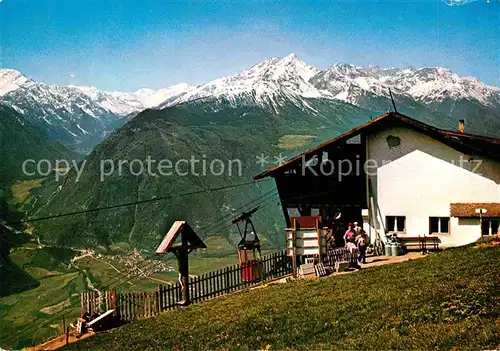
[[232, 207, 262, 282]]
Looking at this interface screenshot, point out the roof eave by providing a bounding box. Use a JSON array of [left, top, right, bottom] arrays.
[[254, 112, 393, 180], [253, 112, 500, 180]]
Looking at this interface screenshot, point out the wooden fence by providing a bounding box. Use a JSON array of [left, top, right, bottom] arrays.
[[323, 247, 359, 267], [81, 290, 117, 317], [81, 250, 292, 321]]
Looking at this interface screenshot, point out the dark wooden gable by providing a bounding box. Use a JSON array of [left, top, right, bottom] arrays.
[[254, 112, 500, 228], [255, 112, 500, 180]]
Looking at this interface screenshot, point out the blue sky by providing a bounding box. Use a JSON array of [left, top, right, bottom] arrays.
[[1, 0, 498, 91]]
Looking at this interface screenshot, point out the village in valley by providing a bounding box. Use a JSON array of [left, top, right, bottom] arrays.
[[0, 0, 499, 350]]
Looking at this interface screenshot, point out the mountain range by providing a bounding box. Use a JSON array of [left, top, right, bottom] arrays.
[[1, 54, 499, 252], [0, 69, 194, 153], [2, 54, 499, 154], [69, 83, 195, 115]]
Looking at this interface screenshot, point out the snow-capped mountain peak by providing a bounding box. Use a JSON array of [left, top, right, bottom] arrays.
[[130, 83, 195, 107], [380, 67, 500, 106], [310, 63, 396, 104], [161, 53, 328, 111], [249, 53, 319, 82], [311, 63, 500, 108], [71, 83, 195, 115], [1, 55, 499, 151], [0, 68, 30, 96], [227, 53, 319, 87]]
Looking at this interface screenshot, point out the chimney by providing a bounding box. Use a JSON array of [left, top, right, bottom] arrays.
[[458, 119, 465, 133]]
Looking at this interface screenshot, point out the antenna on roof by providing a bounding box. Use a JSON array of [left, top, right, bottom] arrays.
[[389, 88, 398, 113]]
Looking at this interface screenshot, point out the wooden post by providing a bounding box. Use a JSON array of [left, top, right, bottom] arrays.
[[176, 247, 190, 306], [317, 225, 322, 263], [224, 267, 230, 294], [157, 286, 162, 314], [292, 230, 297, 278], [115, 291, 120, 321], [66, 326, 69, 345], [292, 218, 297, 278], [156, 221, 206, 307], [479, 210, 483, 237], [62, 316, 66, 338]]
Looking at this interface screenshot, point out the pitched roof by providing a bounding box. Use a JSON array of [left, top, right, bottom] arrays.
[[450, 203, 500, 218], [254, 112, 500, 179], [156, 221, 207, 254]]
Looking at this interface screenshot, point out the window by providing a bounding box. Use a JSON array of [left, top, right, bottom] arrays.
[[481, 219, 499, 235], [386, 216, 406, 232], [493, 220, 500, 235], [346, 135, 361, 144], [429, 217, 450, 234]]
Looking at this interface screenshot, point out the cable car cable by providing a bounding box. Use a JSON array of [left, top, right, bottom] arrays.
[[6, 179, 272, 226], [3, 188, 280, 345]]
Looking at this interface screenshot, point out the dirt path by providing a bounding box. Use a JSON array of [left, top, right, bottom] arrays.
[[70, 250, 93, 263], [23, 331, 95, 351], [326, 251, 425, 278], [361, 251, 424, 268]]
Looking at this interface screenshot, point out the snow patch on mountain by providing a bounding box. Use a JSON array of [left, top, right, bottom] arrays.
[[161, 54, 332, 112], [312, 64, 500, 108], [383, 67, 500, 106], [71, 83, 195, 115], [0, 77, 125, 151], [3, 56, 498, 119], [0, 69, 30, 96], [1, 54, 499, 148], [132, 84, 195, 107]]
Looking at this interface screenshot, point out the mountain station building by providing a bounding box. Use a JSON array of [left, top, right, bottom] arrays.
[[254, 112, 500, 248]]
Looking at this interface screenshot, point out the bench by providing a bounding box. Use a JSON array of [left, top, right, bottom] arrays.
[[86, 309, 115, 328], [77, 309, 115, 335], [398, 236, 440, 252]]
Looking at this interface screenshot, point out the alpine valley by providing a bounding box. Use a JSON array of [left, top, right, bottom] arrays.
[[2, 54, 500, 251]]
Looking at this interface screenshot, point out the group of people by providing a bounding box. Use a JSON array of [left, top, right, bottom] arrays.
[[343, 222, 368, 264]]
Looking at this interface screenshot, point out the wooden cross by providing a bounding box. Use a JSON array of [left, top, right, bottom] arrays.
[[156, 221, 206, 306]]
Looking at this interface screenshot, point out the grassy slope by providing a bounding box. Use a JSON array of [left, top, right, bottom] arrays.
[[0, 244, 87, 349], [67, 242, 499, 351], [0, 243, 246, 349]]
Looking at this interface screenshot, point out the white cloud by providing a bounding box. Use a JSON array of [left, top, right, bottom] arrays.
[[69, 73, 75, 79]]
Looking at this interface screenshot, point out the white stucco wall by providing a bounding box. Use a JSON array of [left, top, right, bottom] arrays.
[[447, 217, 482, 247], [366, 125, 500, 247]]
